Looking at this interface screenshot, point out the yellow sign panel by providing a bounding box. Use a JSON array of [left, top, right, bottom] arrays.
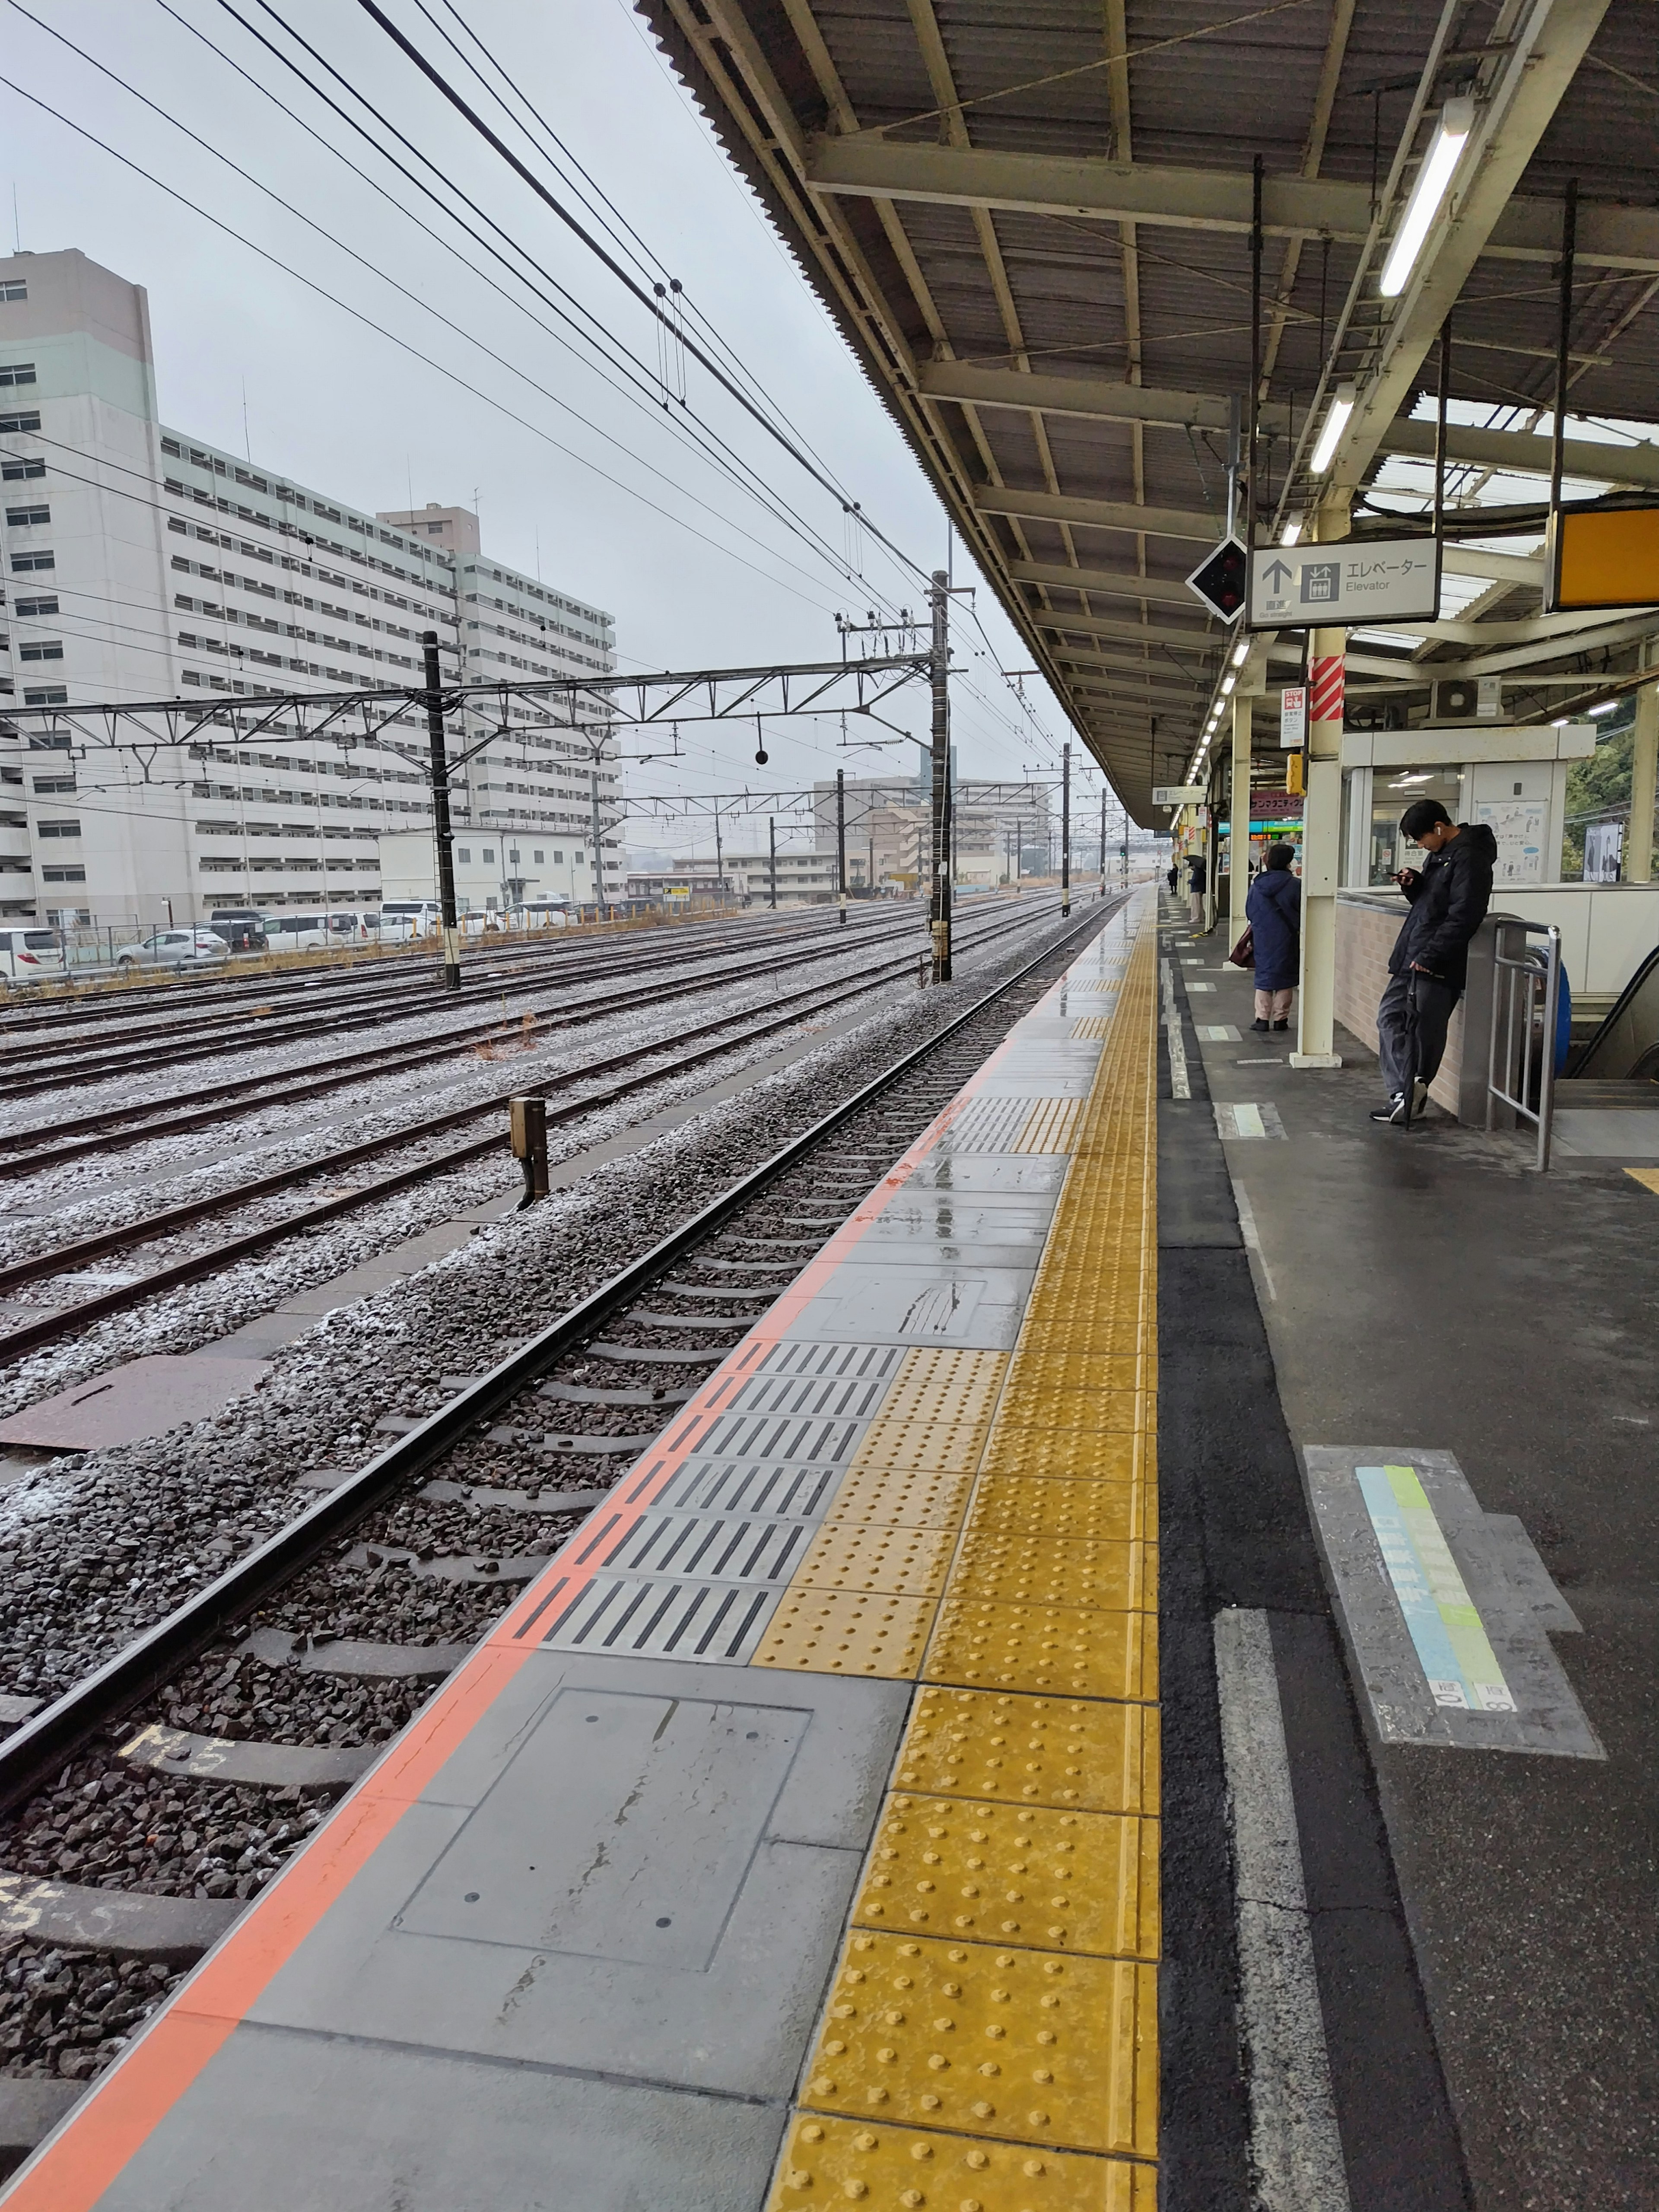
[[1548, 504, 1659, 612]]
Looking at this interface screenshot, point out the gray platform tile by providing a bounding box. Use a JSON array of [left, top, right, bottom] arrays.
[[535, 1571, 781, 1662], [121, 1723, 375, 1789], [92, 2024, 788, 2212], [1303, 1446, 1603, 1758], [780, 1261, 1035, 1349], [721, 1369, 890, 1421], [847, 1228, 1054, 1268], [607, 1508, 814, 1586], [0, 1872, 238, 1964], [245, 1656, 907, 2099], [654, 1459, 843, 1519], [904, 1153, 1068, 1194], [751, 1339, 904, 1382], [859, 1197, 1056, 1243]]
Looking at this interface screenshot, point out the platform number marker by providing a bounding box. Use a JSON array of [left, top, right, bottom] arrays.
[[1357, 1464, 1515, 1712]]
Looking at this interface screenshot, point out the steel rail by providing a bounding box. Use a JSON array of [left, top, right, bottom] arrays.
[[0, 896, 1065, 1356], [0, 896, 1116, 1811]]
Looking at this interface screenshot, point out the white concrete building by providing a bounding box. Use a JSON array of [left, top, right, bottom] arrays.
[[0, 248, 619, 925]]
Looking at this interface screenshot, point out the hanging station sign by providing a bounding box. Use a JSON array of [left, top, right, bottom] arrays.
[[1247, 539, 1442, 628], [1546, 501, 1659, 613]]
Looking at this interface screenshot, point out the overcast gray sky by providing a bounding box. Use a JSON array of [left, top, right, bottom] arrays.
[[4, 0, 1106, 853]]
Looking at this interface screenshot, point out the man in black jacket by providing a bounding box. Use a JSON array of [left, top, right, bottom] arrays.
[[1372, 798, 1498, 1125]]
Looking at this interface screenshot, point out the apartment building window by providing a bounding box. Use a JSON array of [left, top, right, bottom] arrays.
[[24, 687, 67, 706], [160, 436, 181, 457], [0, 363, 35, 387], [10, 552, 52, 572], [14, 595, 56, 615], [35, 819, 80, 838], [1, 459, 44, 483], [456, 847, 470, 863], [5, 505, 49, 528], [32, 775, 74, 794], [0, 283, 25, 302], [18, 642, 62, 661], [0, 412, 41, 434], [41, 866, 86, 884]]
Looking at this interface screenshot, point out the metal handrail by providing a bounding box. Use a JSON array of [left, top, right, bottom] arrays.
[[1485, 918, 1562, 1172]]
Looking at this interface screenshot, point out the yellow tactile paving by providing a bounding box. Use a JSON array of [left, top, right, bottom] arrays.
[[891, 1689, 1160, 1816], [853, 1794, 1159, 1959], [979, 1430, 1145, 1483], [763, 2113, 1156, 2211], [826, 1464, 977, 1530], [966, 1476, 1154, 1544], [1627, 1166, 1659, 1194], [992, 1386, 1148, 1435], [1014, 1098, 1083, 1152], [949, 1530, 1155, 1612], [753, 1586, 937, 1677], [799, 1932, 1157, 2161], [793, 1520, 958, 1599], [925, 1597, 1156, 1703], [761, 909, 1163, 2190]]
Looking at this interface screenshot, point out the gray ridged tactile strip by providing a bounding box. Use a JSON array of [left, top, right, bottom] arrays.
[[750, 1341, 905, 1383], [538, 1573, 780, 1663], [939, 1096, 1042, 1152]]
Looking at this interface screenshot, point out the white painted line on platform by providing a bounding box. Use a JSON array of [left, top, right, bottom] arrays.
[[1232, 1178, 1277, 1302], [1215, 1608, 1352, 2212], [1199, 1024, 1241, 1041], [1215, 1101, 1287, 1140]]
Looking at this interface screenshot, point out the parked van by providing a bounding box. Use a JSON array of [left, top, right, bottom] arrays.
[[377, 902, 438, 941], [259, 913, 332, 952], [0, 926, 67, 988], [207, 909, 268, 954]]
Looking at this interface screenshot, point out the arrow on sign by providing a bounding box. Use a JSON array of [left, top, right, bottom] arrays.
[[1262, 558, 1294, 591]]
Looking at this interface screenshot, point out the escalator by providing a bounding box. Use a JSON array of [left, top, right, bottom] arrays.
[[1564, 944, 1659, 1083]]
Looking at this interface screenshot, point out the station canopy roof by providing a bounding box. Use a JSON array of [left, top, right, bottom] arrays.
[[642, 0, 1659, 822]]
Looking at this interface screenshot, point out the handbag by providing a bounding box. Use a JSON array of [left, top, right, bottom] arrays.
[[1227, 925, 1255, 969]]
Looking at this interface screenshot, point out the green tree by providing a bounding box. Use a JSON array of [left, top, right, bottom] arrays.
[[1562, 707, 1637, 876]]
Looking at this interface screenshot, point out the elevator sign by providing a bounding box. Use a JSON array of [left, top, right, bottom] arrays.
[[1248, 538, 1441, 628]]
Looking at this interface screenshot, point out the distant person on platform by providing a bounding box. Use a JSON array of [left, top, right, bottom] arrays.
[[1246, 842, 1300, 1033], [1372, 799, 1497, 1126], [1166, 860, 1179, 896], [1186, 852, 1207, 927]]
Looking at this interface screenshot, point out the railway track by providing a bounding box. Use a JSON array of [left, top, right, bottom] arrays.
[[0, 897, 1116, 2116], [0, 899, 1066, 1361]]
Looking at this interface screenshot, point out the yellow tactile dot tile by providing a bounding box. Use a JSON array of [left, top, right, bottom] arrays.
[[764, 2112, 1155, 2210], [794, 1520, 958, 1598], [979, 1430, 1144, 1484], [925, 1597, 1156, 1703], [826, 1464, 976, 1530], [966, 1477, 1154, 1545], [753, 1586, 936, 1677], [853, 1794, 1159, 1960], [800, 1931, 1157, 2161], [878, 1347, 1008, 1427], [999, 1353, 1146, 1396], [950, 1530, 1155, 1612], [855, 1414, 998, 1475], [1014, 1099, 1082, 1152], [892, 1689, 1159, 1816], [992, 1387, 1148, 1437], [1017, 1325, 1147, 1364]]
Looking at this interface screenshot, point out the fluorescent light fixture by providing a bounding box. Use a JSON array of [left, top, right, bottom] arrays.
[[1310, 382, 1357, 475], [1589, 699, 1618, 715], [1380, 98, 1475, 298], [1230, 639, 1251, 668], [1551, 716, 1569, 729], [1280, 516, 1303, 547], [1220, 673, 1236, 697]]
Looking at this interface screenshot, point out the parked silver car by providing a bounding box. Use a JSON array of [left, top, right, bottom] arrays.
[[114, 927, 231, 972]]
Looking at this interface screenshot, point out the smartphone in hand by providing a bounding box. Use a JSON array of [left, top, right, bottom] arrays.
[[1395, 867, 1419, 890]]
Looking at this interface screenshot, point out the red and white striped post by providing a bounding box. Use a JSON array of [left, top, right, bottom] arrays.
[[1292, 629, 1347, 1066]]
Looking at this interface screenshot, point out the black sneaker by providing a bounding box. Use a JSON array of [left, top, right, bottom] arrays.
[[1250, 1017, 1270, 1033], [1271, 1019, 1289, 1032], [1369, 1094, 1407, 1125]]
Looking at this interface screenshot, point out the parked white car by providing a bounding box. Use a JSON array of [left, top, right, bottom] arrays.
[[114, 928, 231, 973], [0, 927, 67, 988]]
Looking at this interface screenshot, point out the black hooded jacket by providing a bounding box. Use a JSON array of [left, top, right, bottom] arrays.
[[1389, 820, 1498, 991]]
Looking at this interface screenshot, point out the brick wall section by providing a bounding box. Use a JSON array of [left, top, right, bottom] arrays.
[[1336, 896, 1465, 1114]]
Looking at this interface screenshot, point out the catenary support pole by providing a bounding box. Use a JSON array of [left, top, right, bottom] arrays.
[[1549, 181, 1579, 521], [1061, 742, 1071, 915], [421, 630, 461, 991], [836, 768, 848, 925], [929, 569, 952, 981], [714, 805, 725, 911], [590, 765, 604, 921], [1099, 788, 1107, 891], [1230, 694, 1252, 948], [768, 814, 778, 908]]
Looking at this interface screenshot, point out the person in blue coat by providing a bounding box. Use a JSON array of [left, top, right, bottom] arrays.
[[1245, 842, 1301, 1032]]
